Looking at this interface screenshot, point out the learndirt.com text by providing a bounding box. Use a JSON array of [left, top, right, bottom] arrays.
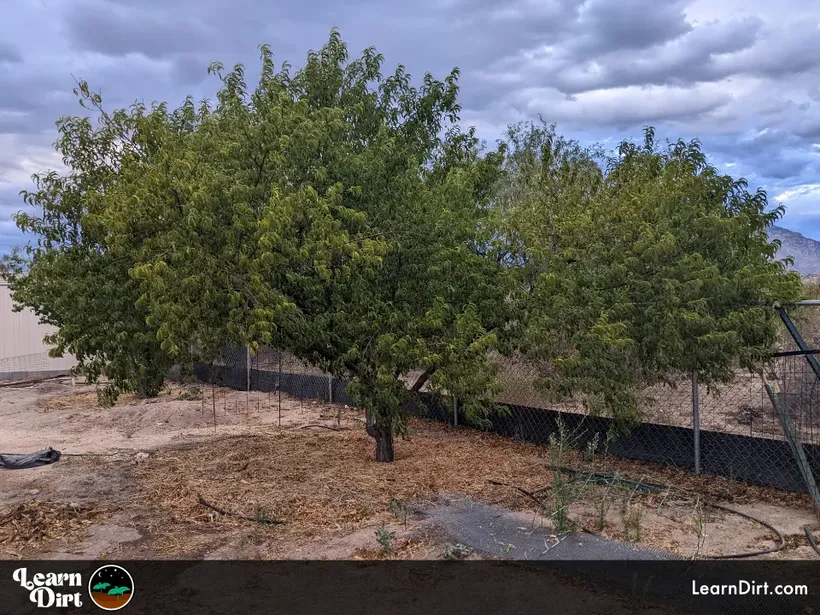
[[692, 580, 809, 597]]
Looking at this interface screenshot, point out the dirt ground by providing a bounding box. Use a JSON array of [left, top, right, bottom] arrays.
[[0, 377, 818, 564]]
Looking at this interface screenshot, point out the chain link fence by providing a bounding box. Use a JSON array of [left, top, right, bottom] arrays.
[[193, 306, 820, 497]]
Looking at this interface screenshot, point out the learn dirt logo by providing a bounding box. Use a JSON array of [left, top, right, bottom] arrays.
[[12, 567, 83, 608], [88, 565, 134, 611]]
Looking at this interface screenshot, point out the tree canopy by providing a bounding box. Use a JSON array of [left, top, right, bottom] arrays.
[[4, 30, 802, 457], [4, 91, 179, 402], [496, 122, 803, 428], [8, 30, 507, 460]]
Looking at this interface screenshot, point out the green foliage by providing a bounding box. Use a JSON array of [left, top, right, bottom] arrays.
[[80, 30, 507, 460], [97, 384, 120, 408], [254, 507, 275, 524], [497, 121, 803, 430], [374, 526, 396, 554], [5, 81, 179, 399], [442, 543, 473, 559], [5, 29, 802, 461], [177, 386, 203, 401]]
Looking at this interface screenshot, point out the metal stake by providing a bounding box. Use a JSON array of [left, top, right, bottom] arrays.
[[692, 369, 700, 475]]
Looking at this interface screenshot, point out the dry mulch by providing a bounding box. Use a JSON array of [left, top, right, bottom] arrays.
[[132, 415, 815, 556], [132, 418, 552, 553], [0, 501, 108, 552], [120, 414, 813, 558]]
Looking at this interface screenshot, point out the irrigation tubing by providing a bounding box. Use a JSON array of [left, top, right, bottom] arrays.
[[543, 466, 788, 559], [805, 524, 820, 557], [197, 494, 285, 525], [701, 502, 785, 560]]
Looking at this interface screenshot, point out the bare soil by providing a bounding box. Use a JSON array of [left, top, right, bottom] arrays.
[[0, 377, 817, 564]]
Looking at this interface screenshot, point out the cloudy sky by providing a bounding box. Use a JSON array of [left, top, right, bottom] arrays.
[[1, 0, 819, 255]]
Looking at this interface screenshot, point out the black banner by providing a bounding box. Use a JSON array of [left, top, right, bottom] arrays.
[[0, 560, 818, 614]]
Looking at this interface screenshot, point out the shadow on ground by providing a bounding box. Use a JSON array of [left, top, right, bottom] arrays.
[[414, 495, 819, 615]]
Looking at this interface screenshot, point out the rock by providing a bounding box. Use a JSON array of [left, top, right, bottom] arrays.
[[135, 452, 150, 460], [28, 489, 40, 495]]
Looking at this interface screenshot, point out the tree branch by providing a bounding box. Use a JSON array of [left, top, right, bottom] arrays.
[[411, 367, 435, 392]]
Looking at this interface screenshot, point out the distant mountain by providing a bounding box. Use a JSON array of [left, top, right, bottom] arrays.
[[769, 226, 820, 276]]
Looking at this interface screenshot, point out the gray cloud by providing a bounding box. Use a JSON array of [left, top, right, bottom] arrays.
[[0, 42, 22, 64], [571, 0, 692, 56], [480, 15, 768, 96], [63, 1, 217, 59], [0, 0, 819, 256]]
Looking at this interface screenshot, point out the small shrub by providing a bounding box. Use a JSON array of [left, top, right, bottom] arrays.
[[547, 418, 585, 533], [255, 507, 274, 523], [595, 482, 615, 532], [623, 504, 643, 542], [97, 385, 120, 408], [388, 497, 409, 526], [178, 386, 203, 401], [375, 526, 396, 555], [443, 543, 473, 560]]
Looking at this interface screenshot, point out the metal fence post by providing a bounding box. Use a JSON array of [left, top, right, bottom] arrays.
[[246, 345, 251, 392], [692, 368, 701, 475], [453, 395, 458, 427], [328, 374, 333, 403]]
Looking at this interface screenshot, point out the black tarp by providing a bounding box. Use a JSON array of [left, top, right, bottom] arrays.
[[0, 447, 61, 469]]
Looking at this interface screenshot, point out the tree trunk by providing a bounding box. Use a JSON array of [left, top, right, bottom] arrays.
[[373, 425, 394, 462], [365, 408, 395, 463], [132, 359, 165, 398]]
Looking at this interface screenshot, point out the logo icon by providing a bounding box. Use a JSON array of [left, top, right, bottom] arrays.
[[87, 565, 134, 611]]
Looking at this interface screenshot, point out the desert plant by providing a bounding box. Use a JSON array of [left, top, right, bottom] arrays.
[[443, 543, 473, 560], [97, 384, 120, 408], [255, 507, 274, 524], [546, 417, 593, 533], [595, 478, 616, 532], [583, 432, 601, 463], [388, 497, 410, 527], [178, 386, 203, 401], [375, 526, 396, 555], [691, 496, 707, 559], [623, 504, 643, 542]]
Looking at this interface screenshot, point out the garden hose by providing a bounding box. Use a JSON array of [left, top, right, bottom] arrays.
[[805, 524, 820, 557]]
